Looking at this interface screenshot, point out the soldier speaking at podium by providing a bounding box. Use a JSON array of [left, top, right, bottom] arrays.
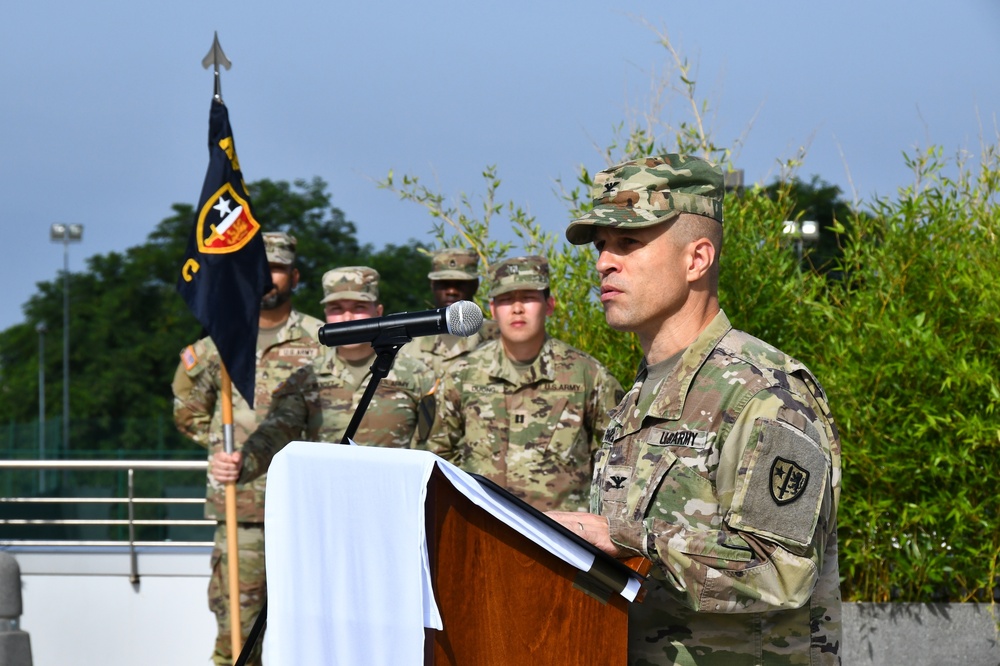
[[547, 155, 842, 665]]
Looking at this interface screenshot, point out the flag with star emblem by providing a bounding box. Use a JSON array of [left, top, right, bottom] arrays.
[[177, 99, 271, 408]]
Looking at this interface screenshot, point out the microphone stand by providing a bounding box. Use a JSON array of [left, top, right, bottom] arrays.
[[340, 326, 409, 444], [235, 326, 411, 666]]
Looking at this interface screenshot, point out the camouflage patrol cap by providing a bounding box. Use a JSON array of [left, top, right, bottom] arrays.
[[565, 154, 725, 245], [428, 247, 480, 281], [263, 232, 297, 266], [320, 266, 380, 304], [488, 255, 550, 298]]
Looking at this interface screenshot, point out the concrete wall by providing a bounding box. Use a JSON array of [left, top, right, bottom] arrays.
[[843, 602, 1000, 665], [9, 549, 1000, 665], [15, 548, 217, 666]]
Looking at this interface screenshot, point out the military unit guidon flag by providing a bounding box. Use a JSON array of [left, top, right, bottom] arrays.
[[177, 100, 271, 408]]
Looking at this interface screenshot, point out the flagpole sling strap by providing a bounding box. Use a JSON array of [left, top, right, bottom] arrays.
[[235, 327, 412, 666]]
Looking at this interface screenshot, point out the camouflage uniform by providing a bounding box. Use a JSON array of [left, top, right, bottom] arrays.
[[173, 308, 324, 521], [236, 266, 436, 483], [172, 231, 323, 666], [428, 337, 622, 511], [567, 156, 842, 665], [426, 256, 624, 512], [405, 319, 500, 376], [594, 312, 841, 665], [404, 247, 499, 377], [564, 155, 725, 245], [236, 347, 434, 481]]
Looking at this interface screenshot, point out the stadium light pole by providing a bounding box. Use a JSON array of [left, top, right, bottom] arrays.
[[50, 223, 83, 457], [36, 322, 47, 492], [724, 168, 744, 193]]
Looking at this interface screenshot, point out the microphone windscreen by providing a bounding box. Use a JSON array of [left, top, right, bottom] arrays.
[[446, 301, 484, 337]]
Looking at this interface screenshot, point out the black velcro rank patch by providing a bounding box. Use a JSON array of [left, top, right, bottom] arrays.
[[600, 465, 632, 501]]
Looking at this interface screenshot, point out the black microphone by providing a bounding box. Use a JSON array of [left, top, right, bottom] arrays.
[[317, 300, 484, 347]]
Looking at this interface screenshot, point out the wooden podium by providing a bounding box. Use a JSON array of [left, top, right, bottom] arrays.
[[262, 443, 649, 665], [424, 467, 650, 666]]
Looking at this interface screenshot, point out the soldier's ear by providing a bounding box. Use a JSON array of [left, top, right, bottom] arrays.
[[545, 296, 556, 317], [291, 268, 301, 290]]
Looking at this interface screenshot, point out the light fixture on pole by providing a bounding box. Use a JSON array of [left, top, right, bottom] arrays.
[[36, 322, 47, 493], [781, 219, 819, 264], [50, 223, 83, 456]]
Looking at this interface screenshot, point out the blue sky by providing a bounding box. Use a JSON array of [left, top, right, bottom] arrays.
[[2, 1, 999, 331]]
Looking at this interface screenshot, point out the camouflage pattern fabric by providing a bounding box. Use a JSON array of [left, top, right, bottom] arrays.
[[487, 254, 550, 298], [262, 231, 297, 265], [408, 247, 497, 376], [172, 308, 322, 666], [565, 154, 725, 245], [236, 346, 435, 482], [208, 524, 266, 666], [172, 308, 325, 522], [172, 354, 212, 446], [402, 318, 500, 377], [427, 247, 480, 280], [426, 337, 623, 511], [593, 311, 842, 665], [320, 265, 379, 303]]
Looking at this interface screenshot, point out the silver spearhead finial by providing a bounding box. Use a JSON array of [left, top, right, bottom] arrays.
[[201, 32, 232, 103]]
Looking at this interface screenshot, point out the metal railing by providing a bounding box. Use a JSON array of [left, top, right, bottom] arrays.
[[0, 460, 213, 583]]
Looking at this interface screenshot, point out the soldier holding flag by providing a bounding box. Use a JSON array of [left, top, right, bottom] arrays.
[[174, 35, 317, 666], [174, 232, 322, 666]]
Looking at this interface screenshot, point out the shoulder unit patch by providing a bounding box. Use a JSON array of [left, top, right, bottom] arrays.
[[770, 456, 809, 505]]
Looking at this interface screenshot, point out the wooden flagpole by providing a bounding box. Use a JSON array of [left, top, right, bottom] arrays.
[[220, 363, 242, 662]]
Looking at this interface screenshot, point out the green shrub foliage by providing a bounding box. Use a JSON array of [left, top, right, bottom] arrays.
[[383, 136, 1000, 604]]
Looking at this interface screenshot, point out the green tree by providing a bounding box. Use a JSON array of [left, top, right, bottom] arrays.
[[0, 177, 429, 460], [249, 177, 431, 315]]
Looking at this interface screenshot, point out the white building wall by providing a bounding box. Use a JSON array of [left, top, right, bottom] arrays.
[[14, 549, 218, 666]]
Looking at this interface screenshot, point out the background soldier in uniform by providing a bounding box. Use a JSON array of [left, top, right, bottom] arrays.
[[426, 255, 623, 511], [172, 231, 323, 666], [547, 155, 842, 665], [404, 247, 499, 377], [210, 266, 434, 484]]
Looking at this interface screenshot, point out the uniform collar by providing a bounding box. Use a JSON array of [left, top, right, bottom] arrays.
[[415, 331, 475, 360], [610, 310, 732, 436], [487, 336, 556, 386], [278, 309, 309, 343]]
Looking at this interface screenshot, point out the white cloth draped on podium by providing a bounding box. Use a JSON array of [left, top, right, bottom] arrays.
[[263, 441, 641, 666]]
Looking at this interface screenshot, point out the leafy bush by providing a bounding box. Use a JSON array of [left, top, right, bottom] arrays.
[[380, 32, 1000, 602]]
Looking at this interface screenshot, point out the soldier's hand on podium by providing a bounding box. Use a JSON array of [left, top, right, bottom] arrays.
[[546, 511, 621, 558], [211, 450, 243, 483]]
